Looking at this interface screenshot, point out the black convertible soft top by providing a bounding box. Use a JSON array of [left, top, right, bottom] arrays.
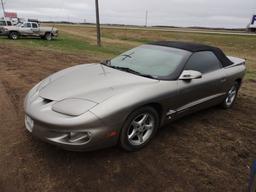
[[150, 41, 233, 67]]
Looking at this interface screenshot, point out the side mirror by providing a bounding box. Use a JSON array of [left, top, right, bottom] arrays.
[[179, 70, 202, 80]]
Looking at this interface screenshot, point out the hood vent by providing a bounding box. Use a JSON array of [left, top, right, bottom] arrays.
[[42, 98, 53, 105]]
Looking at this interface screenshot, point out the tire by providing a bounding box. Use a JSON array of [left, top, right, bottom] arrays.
[[9, 32, 19, 40], [221, 82, 239, 109], [120, 106, 159, 151], [44, 33, 52, 41]]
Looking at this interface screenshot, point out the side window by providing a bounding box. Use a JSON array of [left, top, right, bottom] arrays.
[[7, 21, 12, 26], [32, 23, 38, 28], [185, 51, 222, 74], [24, 23, 32, 28]]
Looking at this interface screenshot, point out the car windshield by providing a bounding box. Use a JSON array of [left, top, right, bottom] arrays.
[[110, 45, 190, 79]]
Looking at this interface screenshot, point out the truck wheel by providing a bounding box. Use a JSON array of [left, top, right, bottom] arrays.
[[44, 33, 52, 41], [9, 32, 19, 40], [221, 82, 239, 109]]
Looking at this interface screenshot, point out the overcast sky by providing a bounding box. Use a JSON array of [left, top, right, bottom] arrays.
[[1, 0, 256, 28]]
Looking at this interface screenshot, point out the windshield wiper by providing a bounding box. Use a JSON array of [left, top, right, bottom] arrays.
[[100, 61, 157, 79], [109, 66, 156, 79]]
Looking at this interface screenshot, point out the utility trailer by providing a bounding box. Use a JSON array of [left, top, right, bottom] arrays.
[[247, 15, 256, 32]]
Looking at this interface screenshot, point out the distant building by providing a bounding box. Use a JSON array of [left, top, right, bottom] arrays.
[[248, 15, 256, 32], [4, 12, 18, 18]]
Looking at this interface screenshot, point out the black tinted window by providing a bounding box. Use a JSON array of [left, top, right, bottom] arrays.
[[185, 51, 221, 74], [32, 23, 38, 28], [7, 21, 12, 26]]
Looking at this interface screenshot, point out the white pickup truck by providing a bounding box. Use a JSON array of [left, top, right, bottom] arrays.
[[0, 20, 13, 27], [0, 22, 58, 40]]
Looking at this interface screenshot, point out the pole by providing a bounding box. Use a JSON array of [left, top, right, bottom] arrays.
[[1, 0, 5, 17], [95, 0, 101, 47], [145, 10, 148, 27], [0, 0, 6, 25]]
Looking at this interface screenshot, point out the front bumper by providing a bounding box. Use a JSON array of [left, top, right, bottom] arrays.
[[24, 82, 121, 151], [25, 113, 119, 151]]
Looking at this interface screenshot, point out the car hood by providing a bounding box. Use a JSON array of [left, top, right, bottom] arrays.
[[39, 64, 158, 103]]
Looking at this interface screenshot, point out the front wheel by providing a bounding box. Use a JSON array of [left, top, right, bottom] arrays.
[[44, 33, 52, 41], [120, 107, 159, 151], [9, 32, 19, 40], [221, 82, 239, 109]]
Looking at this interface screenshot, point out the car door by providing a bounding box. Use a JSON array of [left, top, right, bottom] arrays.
[[31, 23, 40, 36], [176, 51, 228, 115], [20, 22, 33, 35]]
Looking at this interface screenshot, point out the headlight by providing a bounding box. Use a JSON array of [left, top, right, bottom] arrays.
[[52, 98, 97, 116], [37, 78, 51, 92]]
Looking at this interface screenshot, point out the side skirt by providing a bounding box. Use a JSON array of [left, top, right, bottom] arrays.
[[164, 93, 226, 123]]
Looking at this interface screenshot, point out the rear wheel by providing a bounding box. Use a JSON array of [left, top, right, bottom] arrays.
[[221, 82, 239, 109], [9, 32, 19, 40], [120, 107, 159, 151], [44, 32, 52, 41]]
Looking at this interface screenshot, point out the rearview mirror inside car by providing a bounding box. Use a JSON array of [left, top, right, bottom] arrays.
[[179, 70, 202, 80]]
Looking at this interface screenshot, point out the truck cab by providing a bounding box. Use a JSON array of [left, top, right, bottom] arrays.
[[0, 20, 13, 35], [19, 22, 40, 36], [0, 20, 12, 26]]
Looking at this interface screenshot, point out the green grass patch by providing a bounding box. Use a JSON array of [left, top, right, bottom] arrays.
[[245, 70, 256, 81], [0, 33, 126, 57]]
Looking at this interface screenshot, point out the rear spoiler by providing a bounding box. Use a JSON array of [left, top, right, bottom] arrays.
[[226, 56, 246, 68]]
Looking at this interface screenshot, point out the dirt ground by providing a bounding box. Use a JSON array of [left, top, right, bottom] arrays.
[[0, 43, 256, 192]]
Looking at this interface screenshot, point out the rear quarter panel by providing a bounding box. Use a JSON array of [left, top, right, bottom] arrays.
[[225, 56, 246, 90]]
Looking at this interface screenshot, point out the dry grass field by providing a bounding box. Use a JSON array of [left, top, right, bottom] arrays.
[[0, 25, 256, 192]]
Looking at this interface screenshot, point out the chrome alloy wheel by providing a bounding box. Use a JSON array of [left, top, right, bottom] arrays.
[[10, 32, 19, 40], [225, 85, 237, 106], [127, 113, 155, 146]]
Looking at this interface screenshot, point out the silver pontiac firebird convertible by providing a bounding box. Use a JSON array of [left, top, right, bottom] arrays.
[[24, 41, 246, 151]]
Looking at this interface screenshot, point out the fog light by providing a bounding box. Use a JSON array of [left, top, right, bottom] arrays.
[[25, 115, 34, 132], [68, 132, 91, 143]]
